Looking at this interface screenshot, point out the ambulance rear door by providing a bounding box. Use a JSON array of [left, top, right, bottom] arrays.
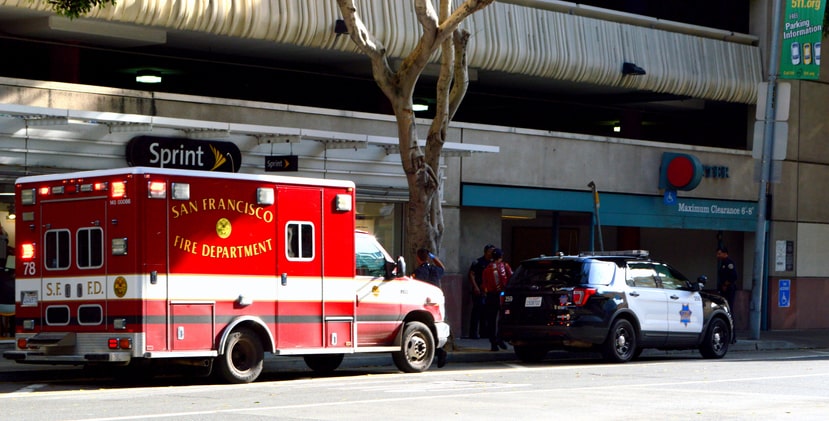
[[275, 186, 323, 349], [39, 195, 109, 332]]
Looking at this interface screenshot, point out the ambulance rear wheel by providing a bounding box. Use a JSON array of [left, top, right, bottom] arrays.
[[392, 321, 434, 373], [303, 354, 344, 373], [216, 328, 264, 384]]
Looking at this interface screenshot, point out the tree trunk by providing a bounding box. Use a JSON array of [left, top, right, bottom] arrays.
[[336, 0, 495, 257]]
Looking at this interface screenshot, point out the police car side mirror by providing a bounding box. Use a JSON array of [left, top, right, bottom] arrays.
[[694, 275, 708, 291]]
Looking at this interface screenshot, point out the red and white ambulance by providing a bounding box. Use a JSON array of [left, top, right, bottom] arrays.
[[4, 167, 449, 383]]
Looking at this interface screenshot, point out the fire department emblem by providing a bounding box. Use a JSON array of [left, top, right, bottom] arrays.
[[216, 217, 232, 239], [113, 276, 128, 298]]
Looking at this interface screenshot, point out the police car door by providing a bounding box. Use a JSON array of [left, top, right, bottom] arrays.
[[624, 263, 668, 345], [654, 263, 703, 345]]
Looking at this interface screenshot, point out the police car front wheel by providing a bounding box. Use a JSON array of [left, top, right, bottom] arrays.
[[699, 318, 730, 359]]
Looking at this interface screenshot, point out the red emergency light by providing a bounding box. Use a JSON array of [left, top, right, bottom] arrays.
[[20, 243, 35, 260]]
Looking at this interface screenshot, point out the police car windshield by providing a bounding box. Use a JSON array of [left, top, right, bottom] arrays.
[[509, 260, 615, 288]]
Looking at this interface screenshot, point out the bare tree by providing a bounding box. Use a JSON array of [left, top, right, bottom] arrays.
[[336, 0, 494, 256], [44, 0, 495, 257]]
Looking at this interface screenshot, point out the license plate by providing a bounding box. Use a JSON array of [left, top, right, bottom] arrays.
[[21, 290, 38, 307], [525, 296, 542, 307]]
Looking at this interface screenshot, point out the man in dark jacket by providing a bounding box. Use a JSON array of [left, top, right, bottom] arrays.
[[467, 244, 495, 339], [716, 246, 738, 310]]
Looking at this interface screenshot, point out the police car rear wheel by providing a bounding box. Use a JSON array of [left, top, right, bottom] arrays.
[[392, 321, 434, 373], [601, 319, 636, 363], [699, 318, 730, 359], [216, 328, 264, 384]]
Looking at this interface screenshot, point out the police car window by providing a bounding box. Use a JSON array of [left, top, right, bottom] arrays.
[[45, 229, 71, 270], [626, 263, 658, 288], [355, 235, 387, 277], [77, 227, 104, 269], [285, 222, 314, 261], [586, 261, 617, 285], [654, 264, 689, 290], [509, 260, 588, 288]]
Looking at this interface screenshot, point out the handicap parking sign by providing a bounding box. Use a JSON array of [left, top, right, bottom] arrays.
[[663, 189, 677, 206], [778, 279, 791, 308]]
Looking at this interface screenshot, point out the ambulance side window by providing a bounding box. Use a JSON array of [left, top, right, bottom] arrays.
[[355, 235, 386, 278], [77, 227, 104, 269], [286, 222, 314, 261], [44, 229, 71, 270]]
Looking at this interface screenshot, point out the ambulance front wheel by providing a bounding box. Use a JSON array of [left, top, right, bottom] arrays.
[[216, 327, 264, 384], [392, 321, 434, 373]]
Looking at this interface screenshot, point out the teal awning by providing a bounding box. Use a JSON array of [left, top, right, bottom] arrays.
[[462, 184, 757, 232]]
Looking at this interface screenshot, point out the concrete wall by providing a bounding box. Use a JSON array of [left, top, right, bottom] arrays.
[[458, 124, 758, 201]]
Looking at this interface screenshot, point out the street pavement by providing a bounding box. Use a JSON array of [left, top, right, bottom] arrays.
[[1, 329, 828, 370]]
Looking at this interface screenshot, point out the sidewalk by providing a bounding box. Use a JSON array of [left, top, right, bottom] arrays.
[[452, 329, 829, 355]]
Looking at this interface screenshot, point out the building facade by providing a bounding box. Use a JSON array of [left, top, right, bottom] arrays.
[[0, 0, 827, 335]]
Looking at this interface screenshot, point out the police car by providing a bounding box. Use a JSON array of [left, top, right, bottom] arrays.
[[499, 251, 734, 363]]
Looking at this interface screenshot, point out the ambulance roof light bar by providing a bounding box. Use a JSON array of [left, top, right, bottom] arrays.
[[111, 181, 127, 199], [335, 194, 352, 212], [257, 187, 274, 206], [171, 183, 189, 200], [21, 188, 36, 205], [148, 181, 166, 199]]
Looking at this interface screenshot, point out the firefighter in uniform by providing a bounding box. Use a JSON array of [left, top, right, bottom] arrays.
[[413, 248, 448, 368]]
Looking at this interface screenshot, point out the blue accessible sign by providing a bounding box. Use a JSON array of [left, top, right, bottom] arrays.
[[663, 189, 677, 206], [778, 279, 791, 308]]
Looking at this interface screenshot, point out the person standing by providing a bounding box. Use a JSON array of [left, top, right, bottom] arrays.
[[481, 248, 512, 351], [467, 244, 495, 339], [412, 248, 448, 367], [716, 246, 738, 311]]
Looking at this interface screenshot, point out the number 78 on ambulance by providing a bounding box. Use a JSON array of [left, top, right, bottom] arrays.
[[5, 167, 449, 383]]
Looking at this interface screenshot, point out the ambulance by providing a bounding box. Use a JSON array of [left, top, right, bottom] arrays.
[[3, 167, 449, 383]]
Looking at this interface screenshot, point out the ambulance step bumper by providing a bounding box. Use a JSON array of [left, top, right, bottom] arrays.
[[3, 350, 132, 364]]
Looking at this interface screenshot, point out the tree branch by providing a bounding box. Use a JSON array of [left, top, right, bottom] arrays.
[[439, 0, 495, 42], [336, 0, 397, 98], [448, 30, 471, 120]]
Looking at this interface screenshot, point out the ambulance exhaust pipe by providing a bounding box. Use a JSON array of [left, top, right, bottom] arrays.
[[177, 358, 213, 368]]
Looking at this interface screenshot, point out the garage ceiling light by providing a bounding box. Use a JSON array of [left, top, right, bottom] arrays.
[[136, 70, 162, 84]]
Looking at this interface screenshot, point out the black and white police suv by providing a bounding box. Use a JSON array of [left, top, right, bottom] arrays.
[[499, 251, 735, 363]]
